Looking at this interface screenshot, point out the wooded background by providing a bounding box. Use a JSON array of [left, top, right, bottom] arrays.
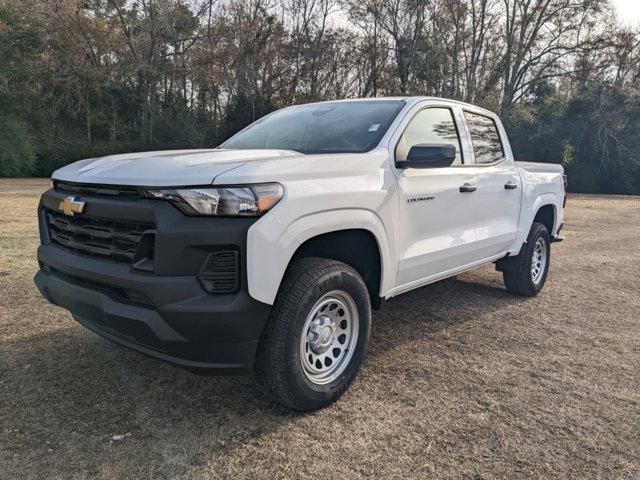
[[1, 0, 639, 194]]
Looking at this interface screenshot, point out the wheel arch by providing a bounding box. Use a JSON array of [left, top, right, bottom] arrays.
[[291, 229, 383, 308], [246, 209, 395, 306], [533, 203, 556, 234], [507, 193, 560, 256]]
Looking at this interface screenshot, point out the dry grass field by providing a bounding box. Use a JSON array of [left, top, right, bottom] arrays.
[[1, 178, 639, 480]]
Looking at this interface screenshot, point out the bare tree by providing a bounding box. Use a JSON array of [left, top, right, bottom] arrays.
[[497, 0, 608, 116]]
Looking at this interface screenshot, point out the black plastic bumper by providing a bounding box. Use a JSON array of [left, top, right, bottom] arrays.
[[34, 188, 272, 374]]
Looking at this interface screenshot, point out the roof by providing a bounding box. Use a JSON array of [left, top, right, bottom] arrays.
[[284, 96, 499, 118]]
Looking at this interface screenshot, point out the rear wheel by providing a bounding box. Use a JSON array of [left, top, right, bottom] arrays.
[[254, 257, 371, 411], [502, 222, 551, 297]]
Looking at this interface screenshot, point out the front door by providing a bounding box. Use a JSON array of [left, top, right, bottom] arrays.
[[394, 106, 480, 289]]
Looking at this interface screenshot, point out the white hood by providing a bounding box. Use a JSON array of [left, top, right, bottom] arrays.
[[52, 149, 302, 186]]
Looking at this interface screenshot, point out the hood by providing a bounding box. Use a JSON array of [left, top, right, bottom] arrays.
[[52, 149, 302, 186]]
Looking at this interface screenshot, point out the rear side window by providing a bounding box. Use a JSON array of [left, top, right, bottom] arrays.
[[464, 111, 504, 164], [395, 107, 463, 164]]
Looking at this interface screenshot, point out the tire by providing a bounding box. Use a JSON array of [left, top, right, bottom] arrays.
[[253, 257, 371, 411], [502, 222, 551, 297]]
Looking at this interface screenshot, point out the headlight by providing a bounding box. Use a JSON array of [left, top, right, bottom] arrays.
[[145, 183, 284, 217]]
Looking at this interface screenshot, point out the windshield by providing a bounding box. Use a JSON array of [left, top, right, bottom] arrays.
[[220, 100, 405, 154]]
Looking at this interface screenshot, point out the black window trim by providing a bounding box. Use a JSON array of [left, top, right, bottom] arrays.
[[393, 105, 466, 167], [462, 109, 506, 166]]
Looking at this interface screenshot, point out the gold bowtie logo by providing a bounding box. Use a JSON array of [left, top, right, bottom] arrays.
[[58, 196, 85, 216]]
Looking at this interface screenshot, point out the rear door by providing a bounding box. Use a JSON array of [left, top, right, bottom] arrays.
[[463, 110, 522, 258], [392, 102, 480, 289]]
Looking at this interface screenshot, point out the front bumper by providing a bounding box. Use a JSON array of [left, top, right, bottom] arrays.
[[34, 187, 272, 374]]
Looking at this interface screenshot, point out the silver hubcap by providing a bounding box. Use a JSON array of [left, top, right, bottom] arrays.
[[531, 237, 547, 284], [299, 290, 359, 385]]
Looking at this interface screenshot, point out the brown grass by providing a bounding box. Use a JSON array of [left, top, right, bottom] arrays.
[[1, 178, 639, 479]]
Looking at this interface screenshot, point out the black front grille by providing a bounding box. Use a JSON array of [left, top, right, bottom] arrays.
[[45, 209, 153, 263]]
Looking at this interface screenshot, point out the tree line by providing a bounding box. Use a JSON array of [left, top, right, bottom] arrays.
[[1, 0, 639, 194]]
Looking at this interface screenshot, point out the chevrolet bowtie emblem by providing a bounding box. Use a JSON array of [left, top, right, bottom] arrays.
[[58, 196, 85, 216]]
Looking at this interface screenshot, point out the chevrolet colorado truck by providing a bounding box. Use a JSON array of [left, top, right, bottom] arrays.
[[35, 97, 566, 411]]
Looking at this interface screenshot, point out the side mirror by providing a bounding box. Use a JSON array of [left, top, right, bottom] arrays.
[[397, 143, 457, 169]]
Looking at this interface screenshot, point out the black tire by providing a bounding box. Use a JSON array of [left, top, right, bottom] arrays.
[[253, 257, 371, 411], [502, 222, 551, 297]]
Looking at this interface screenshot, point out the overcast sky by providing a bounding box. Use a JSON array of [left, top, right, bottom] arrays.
[[329, 1, 640, 30], [613, 0, 640, 26]]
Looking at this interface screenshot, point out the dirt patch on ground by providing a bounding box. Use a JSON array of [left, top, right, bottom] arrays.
[[1, 178, 638, 479]]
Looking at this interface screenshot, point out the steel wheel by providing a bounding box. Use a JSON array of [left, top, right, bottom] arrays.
[[531, 237, 547, 285], [299, 290, 359, 385]]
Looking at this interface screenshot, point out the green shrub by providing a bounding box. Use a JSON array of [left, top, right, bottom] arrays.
[[0, 116, 36, 177]]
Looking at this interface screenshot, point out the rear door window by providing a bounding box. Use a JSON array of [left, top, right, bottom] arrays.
[[464, 111, 504, 164]]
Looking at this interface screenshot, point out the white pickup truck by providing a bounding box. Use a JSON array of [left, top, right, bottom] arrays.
[[35, 97, 565, 410]]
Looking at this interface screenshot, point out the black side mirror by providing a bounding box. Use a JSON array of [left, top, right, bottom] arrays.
[[397, 143, 457, 169]]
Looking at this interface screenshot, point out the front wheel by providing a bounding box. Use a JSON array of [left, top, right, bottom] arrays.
[[502, 222, 551, 297], [253, 257, 371, 411]]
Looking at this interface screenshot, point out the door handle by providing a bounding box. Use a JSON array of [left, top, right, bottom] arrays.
[[459, 183, 477, 193], [505, 181, 518, 190]]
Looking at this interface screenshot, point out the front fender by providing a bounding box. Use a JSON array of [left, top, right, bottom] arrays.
[[246, 209, 395, 305]]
